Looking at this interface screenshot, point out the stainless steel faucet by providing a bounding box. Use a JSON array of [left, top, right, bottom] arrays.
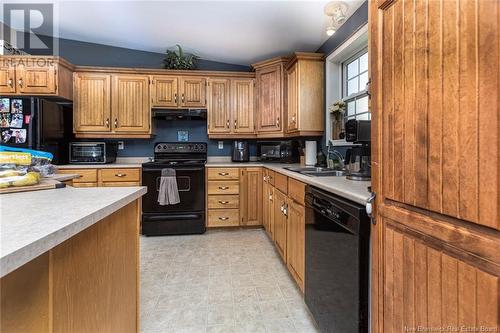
[[330, 149, 345, 169]]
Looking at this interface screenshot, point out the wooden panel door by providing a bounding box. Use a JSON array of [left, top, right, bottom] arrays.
[[74, 73, 111, 132], [180, 77, 206, 108], [207, 78, 231, 134], [286, 198, 305, 291], [287, 62, 298, 132], [232, 78, 255, 133], [370, 0, 500, 332], [111, 74, 150, 133], [151, 75, 178, 107], [240, 168, 262, 226], [0, 65, 16, 94], [256, 65, 282, 132], [273, 189, 287, 261], [262, 177, 270, 232], [16, 62, 56, 94]]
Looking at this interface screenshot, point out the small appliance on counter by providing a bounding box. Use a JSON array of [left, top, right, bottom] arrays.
[[232, 141, 249, 162], [344, 119, 371, 181], [257, 140, 299, 163], [69, 142, 117, 164], [0, 97, 73, 165]]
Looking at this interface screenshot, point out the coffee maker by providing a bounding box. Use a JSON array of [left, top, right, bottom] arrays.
[[344, 119, 371, 181], [232, 141, 249, 162]]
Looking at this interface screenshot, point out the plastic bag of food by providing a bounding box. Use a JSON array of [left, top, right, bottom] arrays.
[[0, 171, 40, 189], [0, 146, 55, 177]]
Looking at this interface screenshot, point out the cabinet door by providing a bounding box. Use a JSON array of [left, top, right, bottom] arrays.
[[179, 77, 206, 107], [151, 76, 178, 107], [256, 65, 282, 132], [207, 78, 231, 133], [0, 65, 16, 94], [370, 0, 500, 331], [16, 62, 56, 94], [232, 78, 255, 133], [74, 73, 112, 132], [240, 168, 262, 226], [286, 198, 305, 291], [287, 62, 299, 132], [111, 75, 150, 133], [262, 179, 270, 232], [273, 189, 287, 261]]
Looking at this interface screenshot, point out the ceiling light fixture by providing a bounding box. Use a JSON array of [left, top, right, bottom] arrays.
[[324, 1, 348, 36]]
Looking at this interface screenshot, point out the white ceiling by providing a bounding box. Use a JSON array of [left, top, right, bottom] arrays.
[[6, 0, 365, 65]]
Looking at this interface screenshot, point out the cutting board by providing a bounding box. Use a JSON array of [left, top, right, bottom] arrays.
[[0, 178, 65, 194]]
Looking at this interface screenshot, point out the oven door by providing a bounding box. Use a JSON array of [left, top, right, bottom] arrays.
[[142, 164, 205, 213]]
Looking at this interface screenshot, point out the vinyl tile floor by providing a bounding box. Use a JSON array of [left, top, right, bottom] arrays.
[[140, 229, 319, 333]]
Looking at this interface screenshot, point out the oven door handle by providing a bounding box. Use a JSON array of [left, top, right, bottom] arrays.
[[143, 214, 202, 221], [142, 167, 205, 172]]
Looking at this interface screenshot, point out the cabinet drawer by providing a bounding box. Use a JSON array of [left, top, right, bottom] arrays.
[[274, 172, 288, 194], [101, 181, 141, 187], [72, 182, 98, 188], [207, 209, 240, 227], [288, 178, 306, 205], [207, 181, 239, 195], [100, 168, 140, 182], [58, 169, 97, 183], [207, 168, 240, 180], [208, 195, 239, 209]]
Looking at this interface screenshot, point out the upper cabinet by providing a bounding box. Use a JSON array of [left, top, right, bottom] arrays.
[[0, 56, 73, 100], [179, 77, 207, 108], [151, 75, 178, 107], [286, 52, 324, 136], [151, 76, 206, 108], [207, 77, 256, 138], [74, 72, 151, 138], [253, 57, 289, 137]]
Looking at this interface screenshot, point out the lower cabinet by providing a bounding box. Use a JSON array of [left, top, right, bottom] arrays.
[[273, 189, 288, 261], [57, 168, 141, 187], [241, 167, 262, 226], [286, 196, 305, 291]]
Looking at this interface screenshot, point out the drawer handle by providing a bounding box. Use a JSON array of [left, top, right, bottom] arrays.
[[218, 172, 229, 176], [218, 200, 229, 204], [218, 217, 229, 221], [115, 173, 127, 177], [218, 186, 229, 190]]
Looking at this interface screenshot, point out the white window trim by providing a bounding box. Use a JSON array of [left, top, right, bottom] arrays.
[[325, 23, 368, 147]]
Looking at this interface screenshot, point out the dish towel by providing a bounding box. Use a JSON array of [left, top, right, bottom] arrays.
[[157, 168, 180, 205]]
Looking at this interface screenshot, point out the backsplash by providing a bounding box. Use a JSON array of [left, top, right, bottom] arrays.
[[115, 119, 257, 157]]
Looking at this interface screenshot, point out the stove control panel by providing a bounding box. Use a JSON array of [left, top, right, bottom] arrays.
[[154, 142, 207, 153]]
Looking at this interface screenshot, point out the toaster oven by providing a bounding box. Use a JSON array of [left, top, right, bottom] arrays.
[[69, 142, 117, 164]]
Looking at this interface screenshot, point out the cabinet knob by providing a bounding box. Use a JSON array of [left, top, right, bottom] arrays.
[[218, 217, 229, 221], [276, 117, 280, 126], [7, 78, 13, 88], [218, 186, 229, 190], [218, 200, 229, 204], [115, 173, 126, 177], [234, 119, 237, 128], [114, 118, 118, 128], [106, 118, 110, 128], [174, 93, 178, 104], [292, 115, 296, 123], [218, 172, 229, 176], [18, 78, 23, 88], [181, 93, 185, 103], [226, 119, 230, 128]]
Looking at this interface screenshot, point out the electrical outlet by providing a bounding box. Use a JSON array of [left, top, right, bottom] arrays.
[[118, 141, 124, 150], [218, 141, 223, 149]]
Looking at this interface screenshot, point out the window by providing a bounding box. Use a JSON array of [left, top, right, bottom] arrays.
[[342, 49, 370, 121]]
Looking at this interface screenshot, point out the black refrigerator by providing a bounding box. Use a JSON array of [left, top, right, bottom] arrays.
[[0, 97, 73, 164]]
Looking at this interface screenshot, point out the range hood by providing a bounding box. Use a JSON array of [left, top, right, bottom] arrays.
[[153, 108, 207, 120]]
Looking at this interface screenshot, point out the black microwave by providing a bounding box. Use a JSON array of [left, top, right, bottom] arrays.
[[69, 142, 117, 164], [257, 140, 299, 163]]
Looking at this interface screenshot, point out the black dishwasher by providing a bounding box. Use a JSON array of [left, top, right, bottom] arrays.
[[305, 186, 370, 333]]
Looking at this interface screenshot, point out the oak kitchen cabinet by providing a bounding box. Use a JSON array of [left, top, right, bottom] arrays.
[[273, 188, 288, 261], [240, 167, 262, 226], [252, 57, 289, 137], [0, 56, 73, 100], [286, 177, 306, 291], [57, 168, 141, 187], [151, 75, 207, 108], [207, 78, 256, 138], [73, 72, 151, 138], [286, 52, 324, 136], [370, 0, 500, 331]]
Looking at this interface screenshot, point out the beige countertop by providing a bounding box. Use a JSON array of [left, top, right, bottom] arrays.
[[0, 186, 147, 278], [206, 161, 371, 205]]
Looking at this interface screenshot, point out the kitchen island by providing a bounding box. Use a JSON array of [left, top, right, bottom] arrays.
[[0, 185, 147, 333]]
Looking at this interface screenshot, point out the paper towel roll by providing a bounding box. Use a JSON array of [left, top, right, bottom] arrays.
[[305, 141, 317, 166]]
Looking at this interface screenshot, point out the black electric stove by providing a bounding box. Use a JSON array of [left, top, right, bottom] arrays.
[[141, 142, 207, 236]]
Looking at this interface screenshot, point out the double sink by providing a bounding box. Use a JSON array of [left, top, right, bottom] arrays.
[[283, 167, 346, 177]]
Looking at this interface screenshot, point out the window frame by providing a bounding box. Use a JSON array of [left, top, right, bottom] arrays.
[[342, 48, 370, 121]]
